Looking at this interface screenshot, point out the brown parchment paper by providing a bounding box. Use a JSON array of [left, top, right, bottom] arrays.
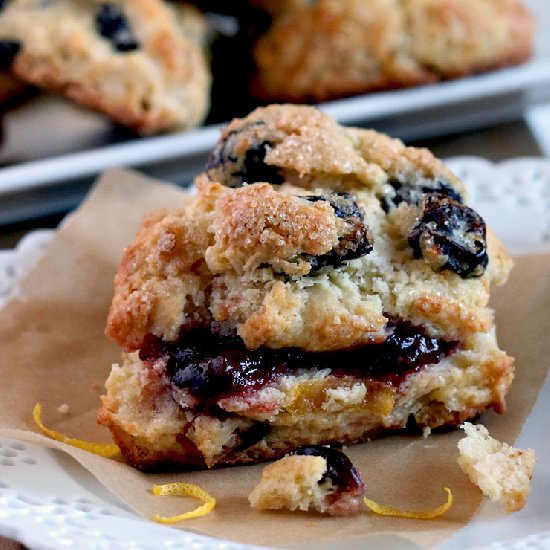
[[1, 169, 549, 549]]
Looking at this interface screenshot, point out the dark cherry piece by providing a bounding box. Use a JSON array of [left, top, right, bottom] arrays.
[[294, 445, 363, 493], [382, 178, 463, 213], [303, 192, 374, 272], [0, 39, 21, 69], [206, 120, 265, 170], [96, 3, 140, 52], [408, 194, 488, 278], [206, 120, 284, 186], [231, 141, 284, 185], [139, 322, 458, 402], [305, 192, 364, 220]]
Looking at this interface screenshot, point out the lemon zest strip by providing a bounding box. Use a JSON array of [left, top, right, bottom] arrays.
[[152, 482, 216, 523], [364, 487, 453, 519], [33, 403, 120, 459]]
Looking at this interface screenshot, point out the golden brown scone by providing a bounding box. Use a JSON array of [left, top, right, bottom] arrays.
[[0, 0, 210, 133], [457, 423, 536, 514], [248, 446, 365, 516], [251, 0, 533, 102], [99, 105, 514, 470], [252, 0, 431, 102]]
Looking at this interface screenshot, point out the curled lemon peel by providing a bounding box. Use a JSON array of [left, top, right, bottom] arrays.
[[152, 482, 216, 523], [364, 487, 453, 519], [33, 403, 120, 459]]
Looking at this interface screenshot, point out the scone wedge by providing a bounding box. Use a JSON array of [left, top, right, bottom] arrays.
[[99, 105, 514, 470]]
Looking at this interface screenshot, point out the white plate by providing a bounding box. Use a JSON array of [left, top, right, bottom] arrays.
[[1, 0, 550, 224], [0, 157, 550, 550]]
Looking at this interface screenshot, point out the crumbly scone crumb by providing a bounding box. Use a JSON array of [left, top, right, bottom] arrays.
[[457, 423, 536, 513], [249, 449, 365, 516], [249, 455, 329, 512]]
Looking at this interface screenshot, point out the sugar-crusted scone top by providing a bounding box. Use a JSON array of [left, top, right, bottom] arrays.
[[107, 105, 512, 353], [0, 0, 209, 133]]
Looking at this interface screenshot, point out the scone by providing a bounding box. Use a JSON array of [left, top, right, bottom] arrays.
[[0, 0, 210, 133], [405, 0, 533, 78], [251, 0, 533, 102], [249, 445, 365, 516], [99, 105, 514, 470]]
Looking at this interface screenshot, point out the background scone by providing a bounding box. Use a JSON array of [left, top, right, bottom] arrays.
[[250, 0, 533, 102], [0, 0, 210, 133], [251, 0, 432, 102], [99, 105, 514, 470]]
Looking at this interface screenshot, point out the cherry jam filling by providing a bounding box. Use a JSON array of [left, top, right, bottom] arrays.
[[294, 445, 364, 494], [139, 321, 458, 402]]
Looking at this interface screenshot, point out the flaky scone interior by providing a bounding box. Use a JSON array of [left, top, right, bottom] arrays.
[[98, 105, 513, 470]]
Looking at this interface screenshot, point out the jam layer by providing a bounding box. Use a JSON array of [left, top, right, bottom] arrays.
[[139, 321, 458, 402]]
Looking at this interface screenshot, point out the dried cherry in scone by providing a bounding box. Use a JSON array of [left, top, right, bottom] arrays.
[[303, 192, 374, 272], [206, 120, 284, 186], [306, 191, 364, 220], [382, 178, 463, 212], [96, 3, 140, 52], [408, 194, 488, 278], [0, 39, 21, 69], [206, 121, 266, 169], [232, 141, 284, 185]]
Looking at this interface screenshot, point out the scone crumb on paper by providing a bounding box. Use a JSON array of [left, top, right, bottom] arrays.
[[457, 423, 536, 513], [249, 451, 365, 516], [57, 403, 70, 414], [249, 455, 331, 513]]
